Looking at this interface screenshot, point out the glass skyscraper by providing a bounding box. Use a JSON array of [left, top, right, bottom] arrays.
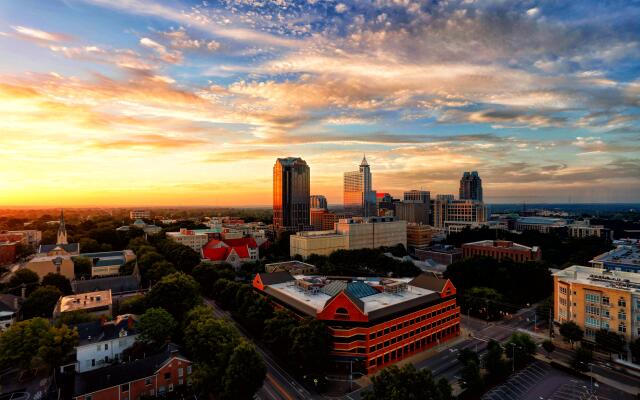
[[459, 171, 483, 202], [273, 157, 310, 232], [343, 156, 376, 217]]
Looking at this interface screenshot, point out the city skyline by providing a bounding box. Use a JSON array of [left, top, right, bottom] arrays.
[[1, 1, 640, 207]]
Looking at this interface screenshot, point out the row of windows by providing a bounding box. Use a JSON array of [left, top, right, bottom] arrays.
[[368, 324, 460, 368], [368, 315, 459, 353], [368, 304, 457, 340]]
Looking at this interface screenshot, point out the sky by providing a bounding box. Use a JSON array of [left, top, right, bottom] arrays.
[[0, 0, 639, 207]]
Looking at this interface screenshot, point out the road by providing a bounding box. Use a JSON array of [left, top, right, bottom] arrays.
[[205, 299, 315, 400]]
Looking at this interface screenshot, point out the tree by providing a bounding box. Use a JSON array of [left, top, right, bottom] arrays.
[[458, 348, 479, 366], [73, 256, 92, 278], [595, 329, 626, 360], [289, 318, 330, 374], [559, 321, 584, 347], [221, 342, 267, 400], [485, 339, 509, 379], [22, 285, 63, 319], [542, 340, 556, 357], [138, 308, 177, 345], [146, 272, 201, 321], [460, 360, 484, 393], [461, 286, 507, 320], [118, 294, 147, 315], [0, 318, 78, 371], [41, 273, 73, 295], [8, 268, 39, 296], [138, 251, 165, 270], [363, 364, 452, 400], [571, 346, 593, 372], [146, 261, 177, 283], [505, 333, 537, 369], [263, 309, 298, 357]]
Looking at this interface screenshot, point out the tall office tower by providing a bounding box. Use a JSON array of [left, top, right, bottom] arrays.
[[273, 157, 310, 233], [344, 156, 377, 217], [404, 190, 430, 204], [459, 171, 483, 201], [310, 195, 328, 210]]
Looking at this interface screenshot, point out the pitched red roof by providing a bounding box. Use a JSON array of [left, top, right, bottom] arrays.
[[202, 245, 250, 261], [203, 239, 224, 249], [223, 237, 257, 248]]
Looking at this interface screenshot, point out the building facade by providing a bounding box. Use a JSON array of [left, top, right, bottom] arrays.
[[569, 220, 612, 240], [310, 195, 328, 210], [129, 210, 151, 220], [406, 224, 435, 249], [344, 156, 377, 217], [75, 314, 138, 373], [273, 157, 311, 233], [395, 202, 430, 225], [590, 241, 640, 273], [462, 240, 541, 262], [459, 171, 483, 202], [514, 217, 568, 233], [554, 265, 640, 344], [433, 197, 487, 232], [253, 272, 460, 374], [290, 231, 349, 258], [166, 228, 210, 252], [413, 245, 463, 266]]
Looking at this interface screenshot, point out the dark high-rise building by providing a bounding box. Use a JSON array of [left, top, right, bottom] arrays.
[[310, 195, 328, 210], [273, 157, 310, 233], [459, 171, 483, 202]]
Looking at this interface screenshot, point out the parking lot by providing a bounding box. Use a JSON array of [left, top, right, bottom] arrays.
[[482, 362, 634, 400]]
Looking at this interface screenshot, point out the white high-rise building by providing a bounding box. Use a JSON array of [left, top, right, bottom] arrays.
[[343, 156, 376, 217]]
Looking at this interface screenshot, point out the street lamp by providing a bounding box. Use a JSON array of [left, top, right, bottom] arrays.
[[508, 343, 521, 373]]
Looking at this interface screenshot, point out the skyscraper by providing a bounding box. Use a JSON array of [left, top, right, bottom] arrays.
[[310, 195, 328, 210], [404, 190, 430, 204], [273, 157, 310, 233], [459, 171, 483, 201], [343, 155, 377, 217]]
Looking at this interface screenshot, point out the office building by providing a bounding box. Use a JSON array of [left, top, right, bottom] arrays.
[[54, 290, 113, 320], [310, 195, 328, 210], [590, 241, 640, 273], [290, 217, 407, 259], [376, 193, 395, 215], [4, 230, 42, 248], [433, 196, 487, 232], [344, 156, 377, 217], [514, 217, 568, 233], [166, 228, 210, 252], [395, 202, 430, 225], [414, 245, 463, 266], [253, 272, 460, 374], [554, 265, 640, 342], [462, 240, 541, 262], [459, 171, 483, 202], [406, 224, 435, 249], [129, 210, 151, 220], [569, 220, 612, 240], [73, 344, 191, 400], [273, 157, 311, 233], [311, 208, 330, 230], [404, 190, 430, 203]]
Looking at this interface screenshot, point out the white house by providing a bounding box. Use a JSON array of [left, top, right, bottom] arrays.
[[75, 314, 139, 372]]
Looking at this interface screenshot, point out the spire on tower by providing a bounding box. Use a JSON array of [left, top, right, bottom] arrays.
[[56, 209, 68, 245], [360, 154, 369, 167]]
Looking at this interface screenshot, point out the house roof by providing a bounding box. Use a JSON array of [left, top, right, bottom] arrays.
[[202, 245, 250, 261], [223, 237, 257, 248], [38, 243, 79, 254], [408, 273, 448, 292], [0, 294, 20, 313], [76, 314, 138, 346], [72, 275, 140, 294], [73, 344, 188, 396], [257, 271, 294, 285]]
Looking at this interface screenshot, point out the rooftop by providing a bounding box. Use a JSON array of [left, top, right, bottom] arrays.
[[76, 314, 137, 346], [71, 275, 140, 294], [554, 265, 640, 293], [463, 240, 538, 252], [265, 260, 318, 274], [516, 217, 568, 226], [58, 290, 112, 313], [591, 244, 640, 267]]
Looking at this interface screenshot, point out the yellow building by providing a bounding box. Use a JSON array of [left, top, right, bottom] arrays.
[[554, 265, 640, 343], [26, 246, 75, 280], [290, 231, 348, 258], [406, 224, 435, 248]]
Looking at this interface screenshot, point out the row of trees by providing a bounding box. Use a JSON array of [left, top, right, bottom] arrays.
[[363, 364, 452, 400], [125, 236, 200, 286], [303, 247, 420, 277], [558, 321, 640, 363]]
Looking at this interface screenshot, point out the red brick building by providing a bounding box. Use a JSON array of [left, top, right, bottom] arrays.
[[73, 345, 192, 400], [0, 242, 18, 265], [462, 240, 541, 262], [253, 271, 460, 374]]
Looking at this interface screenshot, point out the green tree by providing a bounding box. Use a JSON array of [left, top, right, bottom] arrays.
[[263, 309, 298, 357], [362, 364, 452, 400], [485, 339, 509, 379], [505, 333, 537, 369], [221, 342, 267, 400], [22, 285, 63, 319], [73, 256, 92, 278], [289, 318, 330, 374], [192, 263, 232, 297], [118, 294, 147, 315], [571, 346, 593, 372], [146, 261, 177, 283], [37, 324, 79, 367], [41, 273, 73, 295], [457, 348, 479, 366], [138, 308, 178, 345], [460, 360, 484, 393], [542, 340, 556, 357], [595, 329, 626, 360], [559, 321, 584, 348], [138, 251, 165, 270], [8, 268, 39, 296], [146, 272, 201, 321]]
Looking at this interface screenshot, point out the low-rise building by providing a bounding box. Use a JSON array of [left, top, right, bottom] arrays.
[[413, 245, 463, 266], [80, 250, 137, 277], [462, 240, 541, 262], [253, 272, 460, 374], [0, 294, 22, 331], [590, 241, 640, 273], [129, 210, 151, 220], [73, 344, 192, 400], [117, 219, 162, 236], [26, 247, 76, 280], [406, 224, 435, 249], [3, 230, 42, 248], [265, 260, 318, 275], [514, 217, 568, 233], [290, 230, 348, 258], [54, 290, 113, 320], [166, 228, 211, 252], [201, 237, 259, 269], [568, 220, 612, 240], [75, 314, 138, 372], [553, 265, 640, 343], [0, 241, 18, 265]]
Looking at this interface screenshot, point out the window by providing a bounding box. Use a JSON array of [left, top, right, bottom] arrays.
[[96, 344, 101, 351], [165, 372, 172, 380], [369, 333, 375, 340], [187, 365, 192, 374], [91, 359, 95, 367], [384, 328, 389, 335], [618, 323, 626, 333], [585, 293, 601, 303], [178, 368, 184, 377], [602, 296, 610, 305], [618, 311, 627, 320], [335, 307, 349, 318], [618, 298, 626, 307], [121, 383, 129, 393], [105, 343, 108, 350], [560, 287, 567, 295], [145, 378, 152, 386]]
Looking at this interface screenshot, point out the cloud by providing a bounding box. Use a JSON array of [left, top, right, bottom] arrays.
[[90, 134, 207, 150], [335, 3, 347, 13], [139, 37, 182, 63], [48, 45, 154, 71], [11, 25, 72, 42], [159, 28, 221, 52]]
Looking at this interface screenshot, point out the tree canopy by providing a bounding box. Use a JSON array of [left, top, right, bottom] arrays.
[[559, 321, 584, 347], [146, 272, 201, 321], [22, 285, 63, 319], [138, 308, 178, 345], [41, 273, 73, 295], [363, 364, 452, 400]]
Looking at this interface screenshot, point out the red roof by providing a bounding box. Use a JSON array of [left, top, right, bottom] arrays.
[[202, 245, 250, 261], [376, 192, 390, 198], [223, 237, 257, 248]]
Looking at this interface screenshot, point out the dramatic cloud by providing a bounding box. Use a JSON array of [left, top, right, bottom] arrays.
[[11, 25, 71, 42]]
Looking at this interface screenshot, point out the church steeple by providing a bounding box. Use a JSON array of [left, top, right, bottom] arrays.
[[57, 209, 68, 245]]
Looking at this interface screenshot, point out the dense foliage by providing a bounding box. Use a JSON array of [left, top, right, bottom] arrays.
[[362, 364, 452, 400]]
